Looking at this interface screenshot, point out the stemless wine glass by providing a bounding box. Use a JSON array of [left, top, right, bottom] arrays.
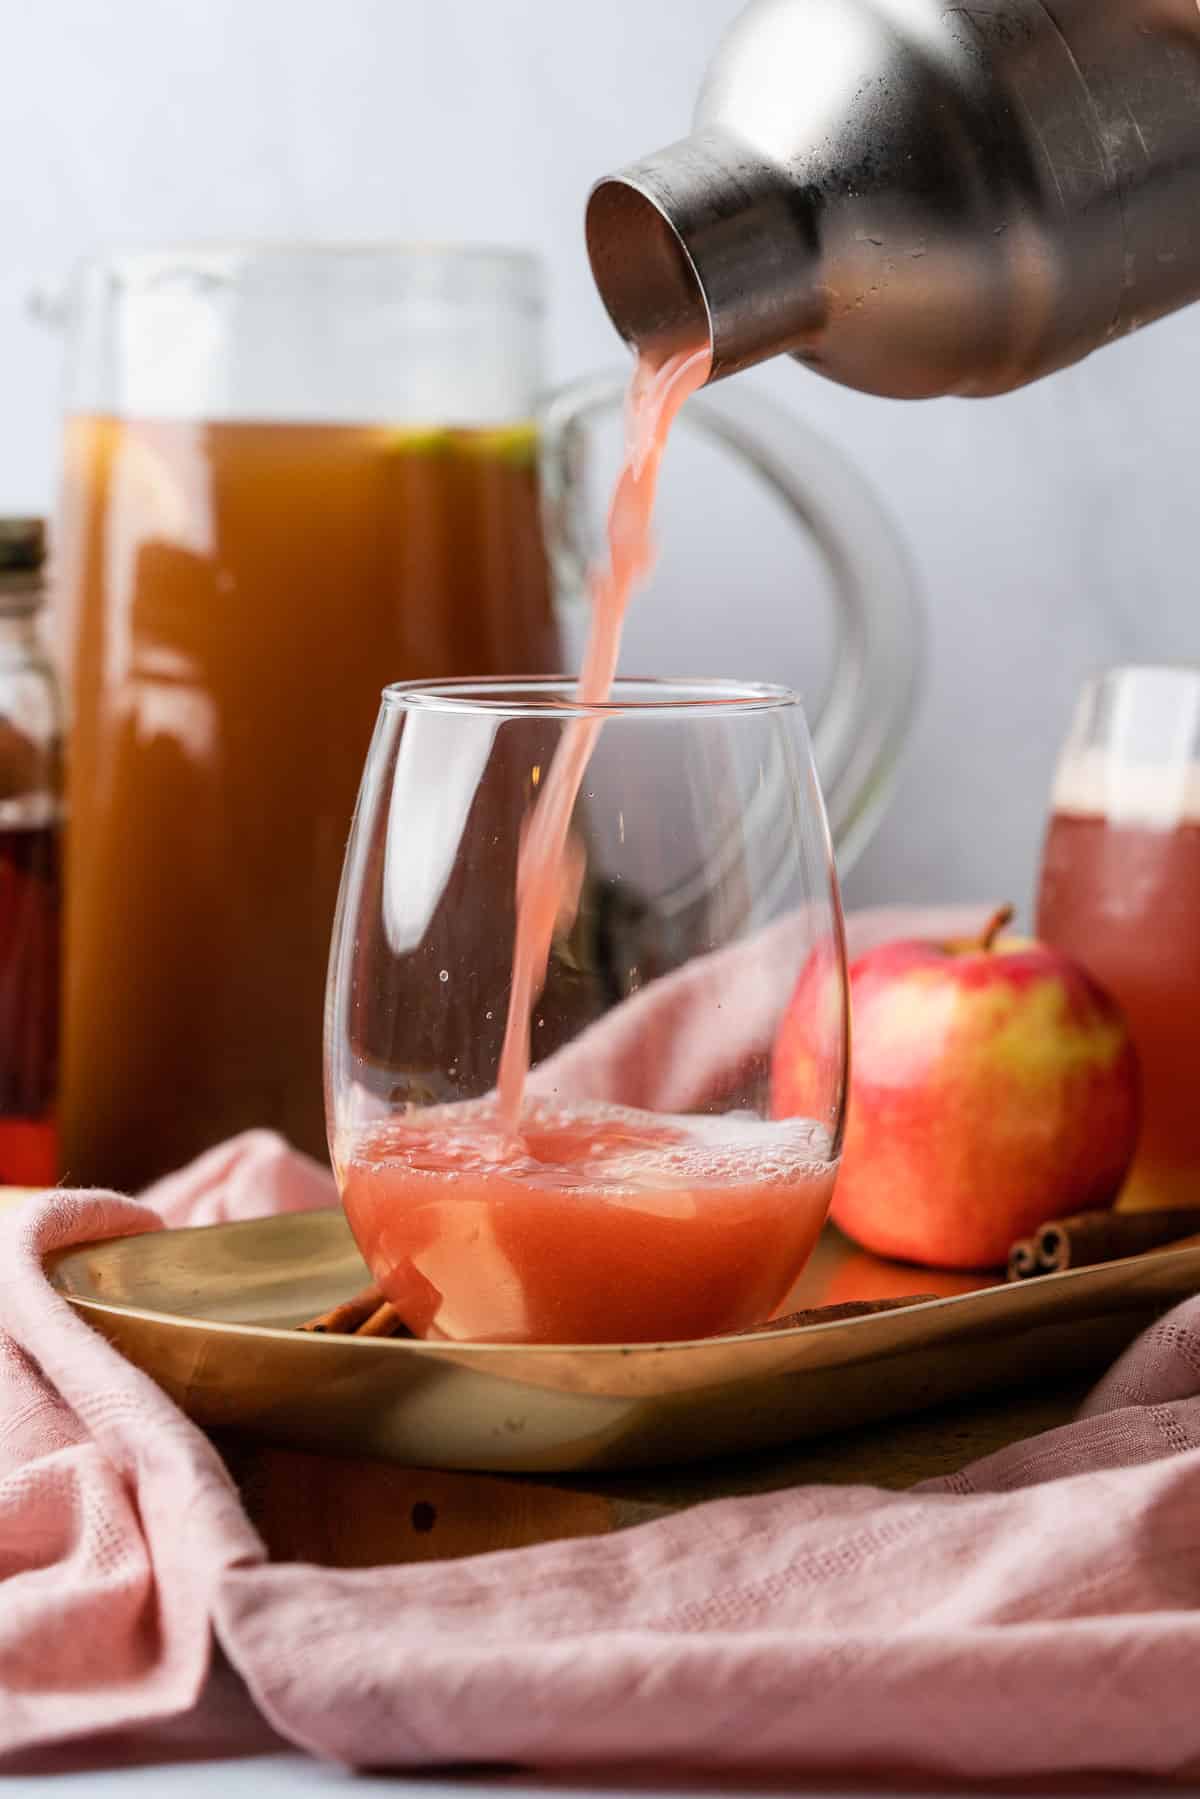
[[1036, 665, 1200, 1212], [325, 677, 848, 1345]]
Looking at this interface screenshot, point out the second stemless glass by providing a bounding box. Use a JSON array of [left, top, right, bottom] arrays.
[[1036, 665, 1200, 1211], [326, 678, 847, 1346]]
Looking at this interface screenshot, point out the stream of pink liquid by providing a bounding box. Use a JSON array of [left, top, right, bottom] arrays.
[[495, 344, 712, 1125]]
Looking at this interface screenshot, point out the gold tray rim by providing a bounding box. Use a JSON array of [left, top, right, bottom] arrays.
[[45, 1209, 1200, 1472], [46, 1204, 1197, 1354]]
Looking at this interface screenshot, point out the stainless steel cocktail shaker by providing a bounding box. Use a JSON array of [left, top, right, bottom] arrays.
[[586, 0, 1200, 397]]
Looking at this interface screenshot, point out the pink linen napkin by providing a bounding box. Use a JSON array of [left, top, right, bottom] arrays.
[[3, 904, 1200, 1779]]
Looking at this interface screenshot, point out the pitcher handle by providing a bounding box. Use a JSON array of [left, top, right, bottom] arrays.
[[539, 370, 923, 876]]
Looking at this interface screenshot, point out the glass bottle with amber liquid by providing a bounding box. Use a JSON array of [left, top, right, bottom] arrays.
[[0, 520, 60, 1187]]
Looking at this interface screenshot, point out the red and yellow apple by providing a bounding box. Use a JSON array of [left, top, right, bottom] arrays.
[[772, 908, 1141, 1270]]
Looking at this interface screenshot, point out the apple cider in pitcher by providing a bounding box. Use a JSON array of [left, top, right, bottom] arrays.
[[56, 414, 556, 1190]]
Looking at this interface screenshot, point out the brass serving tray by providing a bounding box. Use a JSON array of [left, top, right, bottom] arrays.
[[46, 1210, 1200, 1474]]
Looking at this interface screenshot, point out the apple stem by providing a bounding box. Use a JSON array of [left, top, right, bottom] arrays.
[[978, 905, 1016, 952]]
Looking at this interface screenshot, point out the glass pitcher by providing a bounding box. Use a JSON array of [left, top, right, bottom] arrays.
[[42, 244, 919, 1190]]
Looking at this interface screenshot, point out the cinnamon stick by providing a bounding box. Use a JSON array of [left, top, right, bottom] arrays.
[[727, 1294, 939, 1336], [356, 1300, 407, 1339], [1007, 1208, 1200, 1280], [298, 1285, 389, 1334], [1006, 1237, 1040, 1282], [299, 1288, 936, 1341]]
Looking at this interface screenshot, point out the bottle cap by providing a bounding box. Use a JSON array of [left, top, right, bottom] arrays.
[[0, 519, 47, 615], [0, 519, 46, 573]]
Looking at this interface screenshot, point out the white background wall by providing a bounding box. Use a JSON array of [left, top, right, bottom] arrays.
[[3, 0, 1197, 916]]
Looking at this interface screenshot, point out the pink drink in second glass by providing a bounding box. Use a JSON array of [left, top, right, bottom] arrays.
[[1038, 793, 1200, 1208], [1036, 668, 1200, 1212]]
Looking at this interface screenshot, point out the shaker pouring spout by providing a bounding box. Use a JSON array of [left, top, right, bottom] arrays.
[[586, 126, 822, 385]]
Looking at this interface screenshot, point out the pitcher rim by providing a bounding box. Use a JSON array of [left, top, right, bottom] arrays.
[[65, 241, 545, 301]]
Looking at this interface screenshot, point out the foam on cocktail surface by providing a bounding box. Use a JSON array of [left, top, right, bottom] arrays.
[[1052, 749, 1200, 831], [344, 1097, 836, 1198]]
